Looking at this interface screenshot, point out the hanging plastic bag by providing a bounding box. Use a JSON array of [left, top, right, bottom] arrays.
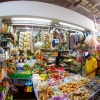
[[24, 86, 28, 92], [10, 85, 18, 95], [84, 35, 99, 47], [24, 81, 33, 92]]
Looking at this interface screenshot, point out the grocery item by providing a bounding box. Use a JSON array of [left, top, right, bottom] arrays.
[[51, 94, 67, 100], [77, 78, 91, 86], [38, 86, 54, 100], [50, 72, 63, 80], [40, 74, 48, 81], [47, 79, 61, 86], [7, 68, 15, 74], [68, 88, 91, 100], [58, 82, 81, 94]]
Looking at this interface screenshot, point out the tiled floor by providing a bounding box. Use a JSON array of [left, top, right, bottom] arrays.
[[14, 86, 36, 100]]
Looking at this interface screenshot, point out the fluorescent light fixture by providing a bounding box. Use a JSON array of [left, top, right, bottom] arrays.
[[59, 22, 85, 30], [10, 23, 50, 27], [11, 18, 51, 23], [11, 18, 52, 26]]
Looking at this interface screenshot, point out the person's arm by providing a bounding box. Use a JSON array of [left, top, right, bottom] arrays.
[[86, 69, 97, 75]]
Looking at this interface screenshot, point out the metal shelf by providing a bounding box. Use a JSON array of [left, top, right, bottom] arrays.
[[2, 47, 10, 49]]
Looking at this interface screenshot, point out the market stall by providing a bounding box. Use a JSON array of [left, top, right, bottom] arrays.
[[0, 17, 100, 100], [31, 60, 100, 100]]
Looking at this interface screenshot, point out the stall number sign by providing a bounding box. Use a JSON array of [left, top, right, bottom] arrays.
[[0, 47, 4, 61]]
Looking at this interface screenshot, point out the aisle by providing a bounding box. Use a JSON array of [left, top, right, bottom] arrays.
[[95, 96, 100, 100], [13, 86, 37, 100]]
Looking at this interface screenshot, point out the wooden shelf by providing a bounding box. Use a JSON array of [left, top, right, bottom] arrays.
[[1, 33, 14, 40], [41, 48, 58, 51], [61, 50, 67, 52], [2, 46, 10, 49]]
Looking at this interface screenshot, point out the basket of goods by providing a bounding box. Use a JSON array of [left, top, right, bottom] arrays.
[[68, 88, 92, 100]]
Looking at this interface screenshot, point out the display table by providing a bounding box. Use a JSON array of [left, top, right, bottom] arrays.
[[32, 73, 100, 100], [9, 71, 32, 85]]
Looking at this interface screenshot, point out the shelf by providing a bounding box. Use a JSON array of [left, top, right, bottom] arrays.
[[1, 33, 14, 40], [1, 47, 10, 49], [60, 50, 67, 52], [63, 55, 70, 58], [14, 83, 25, 86], [41, 48, 58, 51], [49, 55, 57, 57]]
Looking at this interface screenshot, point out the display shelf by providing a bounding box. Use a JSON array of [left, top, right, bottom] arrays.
[[1, 33, 14, 40], [14, 83, 25, 86], [40, 48, 58, 51], [63, 55, 70, 58], [65, 68, 78, 74], [2, 85, 9, 100], [2, 47, 10, 49], [61, 50, 67, 52], [49, 55, 57, 57]]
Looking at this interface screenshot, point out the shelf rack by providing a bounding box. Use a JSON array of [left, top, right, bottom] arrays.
[[1, 33, 14, 40], [1, 47, 10, 49]]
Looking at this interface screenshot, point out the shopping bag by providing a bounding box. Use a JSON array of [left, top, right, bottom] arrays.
[[27, 86, 32, 92], [24, 86, 28, 92]]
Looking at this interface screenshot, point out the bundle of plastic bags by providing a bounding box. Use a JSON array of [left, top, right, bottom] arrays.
[[84, 35, 99, 48]]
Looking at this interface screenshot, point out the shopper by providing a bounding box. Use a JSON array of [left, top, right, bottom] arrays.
[[55, 51, 63, 67], [84, 51, 97, 79]]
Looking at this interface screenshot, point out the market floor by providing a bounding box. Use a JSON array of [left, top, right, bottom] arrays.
[[13, 86, 37, 100], [95, 96, 100, 100]]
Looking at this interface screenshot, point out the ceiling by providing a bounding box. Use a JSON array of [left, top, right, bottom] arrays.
[[0, 0, 100, 23]]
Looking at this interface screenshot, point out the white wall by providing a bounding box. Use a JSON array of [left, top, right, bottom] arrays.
[[0, 1, 95, 31]]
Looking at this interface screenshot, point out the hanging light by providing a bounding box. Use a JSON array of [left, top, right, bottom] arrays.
[[11, 18, 52, 25]]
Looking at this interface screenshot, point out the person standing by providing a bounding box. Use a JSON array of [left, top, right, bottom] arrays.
[[84, 51, 97, 79], [55, 51, 63, 67]]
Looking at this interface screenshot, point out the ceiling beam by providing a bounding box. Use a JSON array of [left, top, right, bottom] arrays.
[[94, 2, 100, 7], [95, 11, 100, 14], [67, 0, 75, 9], [85, 2, 91, 7], [74, 0, 82, 7]]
